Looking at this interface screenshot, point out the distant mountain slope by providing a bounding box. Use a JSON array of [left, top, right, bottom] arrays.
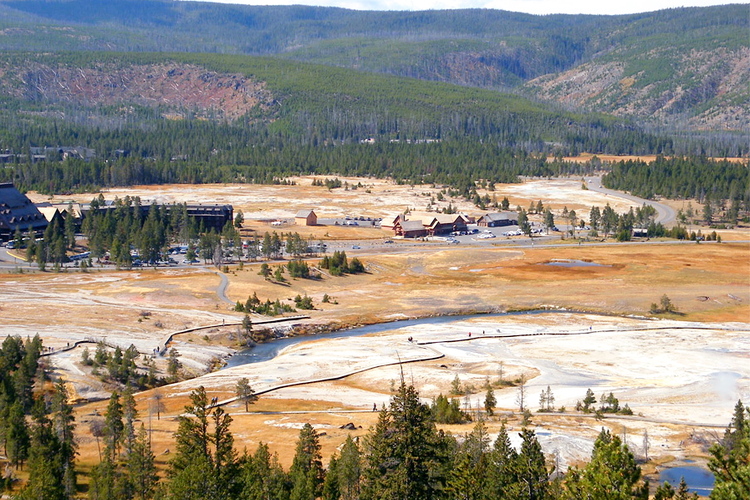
[[0, 51, 674, 156], [0, 59, 273, 120], [0, 1, 747, 132], [523, 17, 749, 131]]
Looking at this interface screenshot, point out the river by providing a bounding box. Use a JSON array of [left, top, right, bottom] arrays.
[[223, 310, 561, 368]]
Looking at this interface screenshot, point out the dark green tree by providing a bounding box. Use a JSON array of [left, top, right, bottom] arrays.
[[239, 442, 290, 500], [361, 381, 451, 500], [513, 428, 550, 500], [563, 428, 647, 500], [290, 423, 325, 500], [517, 209, 531, 236], [485, 423, 518, 499], [5, 400, 30, 469], [15, 399, 67, 500], [50, 380, 77, 498], [708, 400, 750, 499], [484, 386, 496, 416], [166, 386, 239, 500], [234, 211, 244, 229], [544, 209, 555, 231], [337, 435, 361, 500], [104, 391, 124, 461], [446, 421, 490, 500]]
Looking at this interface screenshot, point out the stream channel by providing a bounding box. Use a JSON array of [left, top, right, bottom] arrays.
[[223, 309, 558, 368], [223, 309, 717, 492]]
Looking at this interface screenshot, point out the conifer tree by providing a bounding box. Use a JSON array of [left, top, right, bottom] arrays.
[[361, 381, 451, 500], [127, 424, 158, 500], [321, 455, 340, 500], [6, 400, 30, 469], [16, 399, 67, 500], [337, 435, 361, 500], [104, 391, 124, 461], [239, 442, 290, 500], [563, 428, 647, 500], [485, 423, 518, 499], [51, 380, 77, 498], [122, 388, 138, 456], [236, 377, 258, 412], [708, 400, 750, 499], [290, 423, 324, 500], [514, 428, 550, 500], [166, 386, 239, 500], [446, 421, 490, 500]]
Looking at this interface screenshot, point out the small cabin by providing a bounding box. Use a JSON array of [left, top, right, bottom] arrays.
[[295, 210, 317, 226]]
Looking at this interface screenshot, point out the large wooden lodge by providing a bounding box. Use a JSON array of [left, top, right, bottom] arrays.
[[382, 213, 469, 238]]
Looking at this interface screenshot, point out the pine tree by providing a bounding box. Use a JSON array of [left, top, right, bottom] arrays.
[[675, 477, 698, 500], [166, 386, 239, 500], [122, 388, 138, 456], [51, 380, 77, 498], [6, 400, 30, 469], [361, 382, 451, 500], [125, 424, 158, 499], [485, 423, 518, 499], [240, 442, 290, 500], [564, 428, 647, 500], [484, 385, 496, 416], [236, 377, 258, 412], [446, 421, 490, 500], [290, 423, 324, 500], [321, 455, 340, 500], [16, 399, 67, 500], [446, 450, 483, 500], [104, 391, 124, 461], [89, 455, 118, 500], [514, 428, 550, 500], [337, 435, 361, 500], [708, 400, 750, 499]]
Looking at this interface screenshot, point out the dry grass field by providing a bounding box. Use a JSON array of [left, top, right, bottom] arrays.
[[7, 177, 750, 484]]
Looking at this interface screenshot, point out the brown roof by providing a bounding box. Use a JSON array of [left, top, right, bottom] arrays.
[[401, 220, 427, 232]]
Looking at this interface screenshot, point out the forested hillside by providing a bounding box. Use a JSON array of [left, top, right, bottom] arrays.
[[1, 50, 746, 205], [0, 0, 747, 132], [0, 52, 672, 153]]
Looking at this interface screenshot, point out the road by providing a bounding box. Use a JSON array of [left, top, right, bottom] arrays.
[[585, 176, 677, 225], [214, 270, 233, 305]]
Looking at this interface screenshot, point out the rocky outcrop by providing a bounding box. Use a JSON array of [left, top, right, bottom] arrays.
[[0, 61, 275, 120], [523, 47, 750, 132]]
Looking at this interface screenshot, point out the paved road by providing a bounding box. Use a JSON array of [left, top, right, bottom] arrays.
[[585, 176, 677, 225], [214, 270, 233, 305]]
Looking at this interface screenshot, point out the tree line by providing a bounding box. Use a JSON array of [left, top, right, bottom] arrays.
[[603, 156, 749, 212], [0, 335, 78, 499]]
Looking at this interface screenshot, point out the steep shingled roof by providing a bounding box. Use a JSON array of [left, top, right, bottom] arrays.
[[0, 183, 49, 239]]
